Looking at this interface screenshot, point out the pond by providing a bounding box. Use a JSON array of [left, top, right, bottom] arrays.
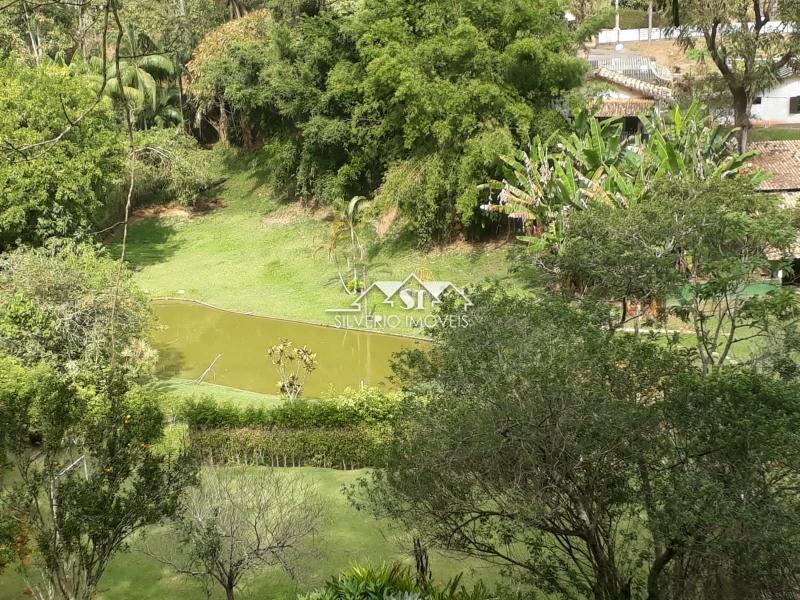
[[151, 300, 427, 397]]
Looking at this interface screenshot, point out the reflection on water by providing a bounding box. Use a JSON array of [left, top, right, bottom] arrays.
[[151, 300, 426, 396]]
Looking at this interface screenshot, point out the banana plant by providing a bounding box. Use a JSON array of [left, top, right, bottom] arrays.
[[643, 102, 765, 184], [479, 101, 763, 252], [478, 136, 570, 238]]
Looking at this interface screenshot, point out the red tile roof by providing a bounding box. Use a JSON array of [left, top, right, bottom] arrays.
[[594, 98, 656, 117], [592, 67, 674, 100], [749, 140, 800, 191]]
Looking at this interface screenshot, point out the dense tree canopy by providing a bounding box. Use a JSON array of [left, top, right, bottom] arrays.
[[358, 289, 800, 600], [0, 59, 125, 249], [188, 0, 586, 241], [0, 243, 154, 381]]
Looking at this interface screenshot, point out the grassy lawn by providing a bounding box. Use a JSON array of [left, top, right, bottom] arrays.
[[114, 152, 514, 329], [749, 127, 800, 142], [157, 378, 285, 407], [0, 467, 506, 600]]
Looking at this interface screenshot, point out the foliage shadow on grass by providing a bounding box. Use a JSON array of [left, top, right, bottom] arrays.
[[112, 219, 181, 269]]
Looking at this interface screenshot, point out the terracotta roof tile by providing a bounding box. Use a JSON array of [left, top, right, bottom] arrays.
[[592, 67, 674, 100], [748, 140, 800, 191], [595, 98, 656, 117]]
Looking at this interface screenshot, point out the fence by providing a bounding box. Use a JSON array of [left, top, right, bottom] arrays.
[[596, 21, 794, 45]]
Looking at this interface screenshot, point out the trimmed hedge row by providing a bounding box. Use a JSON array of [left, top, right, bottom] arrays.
[[179, 387, 402, 430], [189, 426, 384, 470]]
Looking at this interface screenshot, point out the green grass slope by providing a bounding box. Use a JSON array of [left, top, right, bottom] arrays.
[[114, 153, 513, 328]]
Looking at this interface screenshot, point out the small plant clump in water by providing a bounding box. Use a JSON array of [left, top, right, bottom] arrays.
[[267, 339, 317, 400]]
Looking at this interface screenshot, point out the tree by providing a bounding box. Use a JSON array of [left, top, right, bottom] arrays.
[[187, 0, 586, 241], [0, 242, 155, 382], [0, 355, 197, 600], [355, 288, 800, 599], [149, 467, 324, 600], [356, 289, 687, 600], [673, 0, 800, 150], [70, 25, 179, 128], [548, 177, 799, 372], [649, 370, 800, 598], [0, 59, 125, 249]]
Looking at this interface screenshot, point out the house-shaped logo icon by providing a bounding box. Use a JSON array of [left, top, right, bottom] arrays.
[[326, 273, 472, 314]]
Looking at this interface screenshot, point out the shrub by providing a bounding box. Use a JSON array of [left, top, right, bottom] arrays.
[[0, 59, 125, 249], [178, 387, 403, 430], [132, 127, 214, 206], [189, 426, 383, 469], [298, 564, 491, 600]]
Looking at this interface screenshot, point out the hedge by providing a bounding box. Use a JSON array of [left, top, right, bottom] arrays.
[[179, 387, 403, 431], [189, 426, 384, 470]]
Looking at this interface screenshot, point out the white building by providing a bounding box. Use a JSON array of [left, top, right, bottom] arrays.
[[751, 71, 800, 125]]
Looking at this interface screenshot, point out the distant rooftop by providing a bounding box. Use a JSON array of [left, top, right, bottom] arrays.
[[749, 140, 800, 192], [594, 98, 656, 117], [591, 67, 674, 101], [588, 55, 674, 83]]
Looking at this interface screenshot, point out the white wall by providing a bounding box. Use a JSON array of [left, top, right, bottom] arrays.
[[752, 77, 800, 124], [597, 28, 677, 44], [596, 21, 793, 45]]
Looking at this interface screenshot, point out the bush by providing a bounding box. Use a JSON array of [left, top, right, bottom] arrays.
[[0, 59, 125, 249], [299, 564, 491, 600], [132, 127, 214, 206], [178, 387, 402, 430], [189, 426, 383, 469]]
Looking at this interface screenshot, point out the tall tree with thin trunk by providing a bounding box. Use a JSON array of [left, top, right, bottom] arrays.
[[673, 0, 800, 151]]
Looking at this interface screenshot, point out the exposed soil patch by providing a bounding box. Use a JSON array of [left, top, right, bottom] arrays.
[[610, 40, 710, 77], [375, 205, 399, 237], [130, 197, 227, 224], [434, 238, 509, 255]]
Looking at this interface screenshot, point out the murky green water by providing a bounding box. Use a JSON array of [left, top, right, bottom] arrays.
[[151, 300, 426, 396]]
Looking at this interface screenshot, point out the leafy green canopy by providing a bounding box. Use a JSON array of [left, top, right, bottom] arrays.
[[188, 0, 586, 242], [0, 354, 197, 600], [358, 289, 800, 599], [0, 245, 196, 596], [0, 59, 125, 250], [0, 243, 153, 382]]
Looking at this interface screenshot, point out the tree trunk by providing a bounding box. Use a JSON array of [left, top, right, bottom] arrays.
[[225, 584, 235, 600], [218, 100, 229, 147], [732, 88, 751, 153], [175, 61, 188, 133], [647, 547, 677, 600]]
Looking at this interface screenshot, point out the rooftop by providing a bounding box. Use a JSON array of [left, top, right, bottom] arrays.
[[594, 98, 656, 117], [591, 67, 674, 101], [748, 140, 800, 192]]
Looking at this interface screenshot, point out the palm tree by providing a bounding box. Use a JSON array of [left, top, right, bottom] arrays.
[[105, 25, 175, 112], [325, 196, 373, 296], [142, 85, 184, 129]]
